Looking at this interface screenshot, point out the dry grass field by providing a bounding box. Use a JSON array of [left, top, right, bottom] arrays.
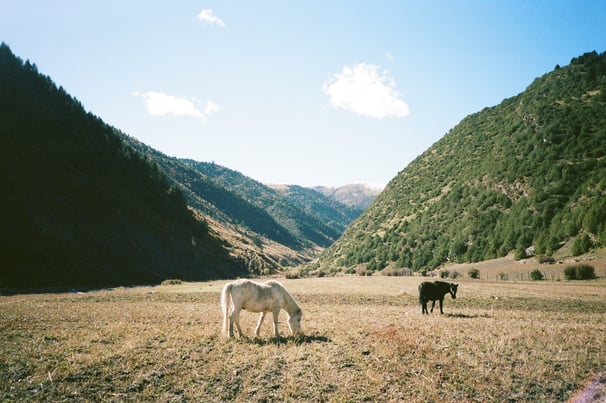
[[1, 276, 605, 402]]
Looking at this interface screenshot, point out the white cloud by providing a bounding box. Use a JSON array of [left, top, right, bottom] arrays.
[[197, 9, 225, 27], [322, 63, 410, 119], [204, 101, 220, 116], [132, 91, 219, 121]]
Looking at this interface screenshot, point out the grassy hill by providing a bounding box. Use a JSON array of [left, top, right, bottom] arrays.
[[320, 50, 606, 273], [0, 43, 244, 290]]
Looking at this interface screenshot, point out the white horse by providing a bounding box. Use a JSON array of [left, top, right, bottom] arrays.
[[221, 279, 302, 338]]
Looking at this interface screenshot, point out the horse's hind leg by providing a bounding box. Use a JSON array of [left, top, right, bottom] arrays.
[[430, 300, 436, 313], [254, 312, 267, 336], [229, 308, 242, 337]]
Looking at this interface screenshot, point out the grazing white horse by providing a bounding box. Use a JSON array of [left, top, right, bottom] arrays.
[[221, 279, 302, 338]]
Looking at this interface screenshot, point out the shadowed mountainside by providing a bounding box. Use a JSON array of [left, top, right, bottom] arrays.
[[0, 43, 244, 290]]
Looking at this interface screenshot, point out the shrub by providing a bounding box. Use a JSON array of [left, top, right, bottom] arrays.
[[564, 266, 577, 280], [576, 264, 596, 279], [440, 269, 450, 279], [449, 270, 461, 279], [514, 247, 527, 261], [571, 234, 592, 256], [564, 264, 596, 280], [284, 270, 300, 279], [161, 279, 182, 285], [356, 266, 372, 276], [538, 255, 555, 264], [468, 268, 480, 279], [530, 269, 544, 281], [381, 267, 412, 276]]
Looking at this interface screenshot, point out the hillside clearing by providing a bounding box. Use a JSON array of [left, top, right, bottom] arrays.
[[1, 277, 605, 401], [442, 249, 606, 280]]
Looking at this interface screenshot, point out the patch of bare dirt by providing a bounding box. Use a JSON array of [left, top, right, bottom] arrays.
[[569, 372, 606, 403]]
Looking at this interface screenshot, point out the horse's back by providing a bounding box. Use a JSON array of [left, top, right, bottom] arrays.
[[228, 278, 282, 290], [419, 281, 445, 300], [227, 279, 284, 312], [419, 281, 435, 292]]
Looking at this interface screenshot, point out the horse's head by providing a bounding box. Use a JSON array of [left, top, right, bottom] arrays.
[[450, 283, 458, 299], [288, 308, 302, 335]]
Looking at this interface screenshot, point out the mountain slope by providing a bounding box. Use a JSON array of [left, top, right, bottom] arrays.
[[320, 50, 606, 272], [117, 124, 356, 273], [270, 184, 363, 234], [183, 161, 341, 247], [0, 43, 244, 290]]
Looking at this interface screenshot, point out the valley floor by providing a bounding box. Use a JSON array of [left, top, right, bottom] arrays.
[[1, 276, 605, 401]]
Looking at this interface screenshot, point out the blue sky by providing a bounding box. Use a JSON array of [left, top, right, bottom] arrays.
[[2, 1, 605, 188]]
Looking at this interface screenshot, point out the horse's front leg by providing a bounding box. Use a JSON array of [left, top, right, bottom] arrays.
[[271, 309, 281, 338], [439, 298, 444, 314], [254, 312, 267, 336]]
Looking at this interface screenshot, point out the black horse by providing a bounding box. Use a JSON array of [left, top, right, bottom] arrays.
[[418, 281, 458, 314]]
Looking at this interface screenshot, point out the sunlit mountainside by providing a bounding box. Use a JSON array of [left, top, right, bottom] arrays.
[[320, 51, 606, 272]]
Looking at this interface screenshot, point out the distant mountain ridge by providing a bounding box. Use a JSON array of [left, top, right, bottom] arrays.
[[320, 50, 606, 272], [313, 184, 382, 210]]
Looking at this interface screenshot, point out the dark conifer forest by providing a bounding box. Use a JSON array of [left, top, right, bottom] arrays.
[[0, 43, 244, 290]]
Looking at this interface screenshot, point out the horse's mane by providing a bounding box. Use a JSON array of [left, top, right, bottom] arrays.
[[268, 280, 301, 315]]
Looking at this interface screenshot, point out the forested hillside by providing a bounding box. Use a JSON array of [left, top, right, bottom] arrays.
[[0, 43, 244, 290], [320, 51, 606, 272], [119, 138, 357, 272], [270, 184, 362, 234], [183, 161, 341, 247]]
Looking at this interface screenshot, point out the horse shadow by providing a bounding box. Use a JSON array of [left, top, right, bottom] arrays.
[[445, 312, 491, 319], [250, 332, 331, 346]]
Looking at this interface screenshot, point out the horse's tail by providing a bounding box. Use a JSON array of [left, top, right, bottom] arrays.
[[221, 283, 232, 336], [418, 283, 425, 305]]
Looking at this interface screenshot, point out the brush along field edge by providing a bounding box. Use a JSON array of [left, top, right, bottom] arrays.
[[1, 276, 605, 401]]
